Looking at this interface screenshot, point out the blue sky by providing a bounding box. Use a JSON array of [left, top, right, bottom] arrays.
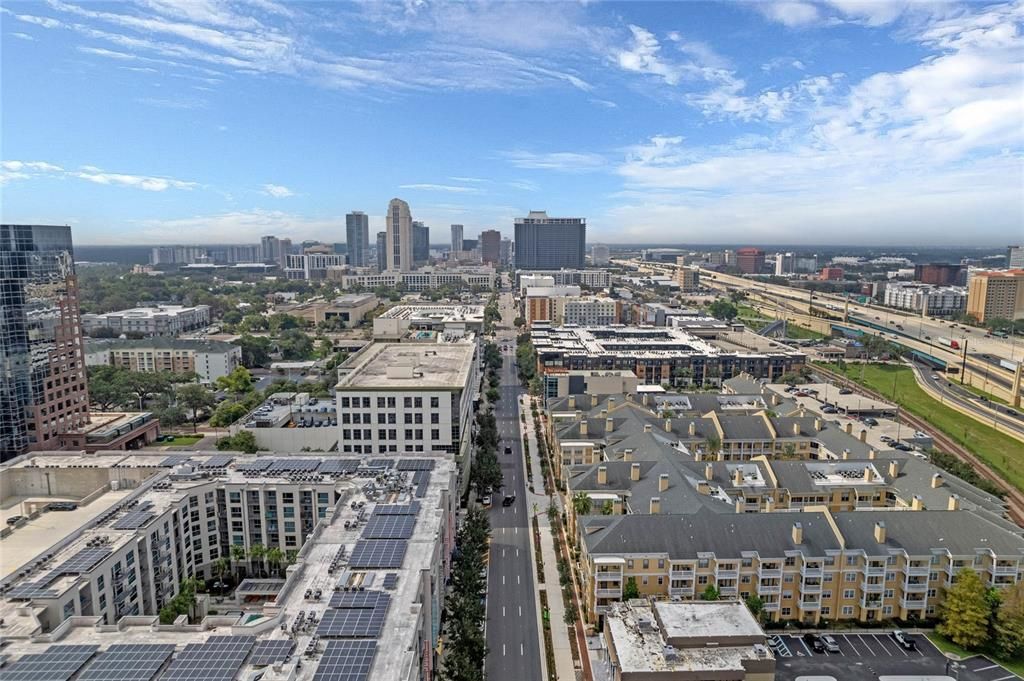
[[1, 0, 1021, 246]]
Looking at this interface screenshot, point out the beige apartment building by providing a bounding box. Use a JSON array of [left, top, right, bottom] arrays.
[[966, 269, 1024, 322]]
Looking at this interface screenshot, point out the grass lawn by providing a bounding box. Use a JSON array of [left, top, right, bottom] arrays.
[[818, 362, 1024, 493], [785, 324, 827, 340], [958, 381, 1009, 406], [146, 435, 203, 447], [927, 632, 1024, 676]]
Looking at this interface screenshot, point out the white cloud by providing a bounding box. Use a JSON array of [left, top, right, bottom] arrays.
[[501, 150, 607, 172], [615, 25, 689, 85], [261, 183, 294, 198], [74, 167, 198, 191], [399, 183, 481, 193], [755, 1, 821, 27], [2, 160, 64, 172], [136, 209, 342, 244], [11, 31, 36, 40]]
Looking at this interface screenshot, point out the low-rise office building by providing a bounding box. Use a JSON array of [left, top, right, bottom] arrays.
[[84, 338, 242, 383], [673, 266, 700, 292], [372, 304, 485, 339], [275, 293, 379, 328], [82, 305, 211, 337]]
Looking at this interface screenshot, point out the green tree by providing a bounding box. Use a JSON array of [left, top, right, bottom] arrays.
[[176, 383, 215, 432], [600, 500, 615, 515], [213, 557, 230, 592], [215, 366, 254, 394], [701, 584, 721, 601], [234, 334, 272, 367], [217, 430, 259, 453], [87, 365, 128, 411], [266, 547, 284, 577], [938, 568, 991, 649], [571, 492, 593, 516], [230, 544, 247, 577], [485, 387, 500, 402], [249, 543, 267, 576], [704, 434, 722, 460], [123, 371, 171, 410], [708, 299, 738, 321], [209, 400, 251, 427], [745, 594, 764, 620], [277, 328, 314, 360], [622, 577, 640, 600], [994, 581, 1024, 659]]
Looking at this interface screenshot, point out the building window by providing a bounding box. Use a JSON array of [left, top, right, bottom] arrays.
[[843, 589, 855, 599], [841, 606, 854, 615], [845, 572, 856, 582]]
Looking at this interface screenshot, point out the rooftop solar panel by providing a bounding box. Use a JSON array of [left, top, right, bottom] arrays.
[[265, 458, 321, 473], [58, 547, 112, 574], [78, 644, 175, 681], [235, 459, 273, 472], [248, 639, 296, 667], [396, 459, 434, 471], [367, 458, 394, 469], [348, 540, 408, 569], [199, 455, 233, 469], [412, 471, 430, 498], [318, 459, 361, 475], [0, 644, 99, 681], [159, 455, 191, 468], [371, 502, 420, 516], [382, 573, 398, 589], [315, 606, 388, 638], [5, 580, 59, 599], [160, 636, 255, 681], [312, 640, 376, 681], [360, 515, 415, 540], [328, 590, 390, 609], [112, 510, 156, 530]]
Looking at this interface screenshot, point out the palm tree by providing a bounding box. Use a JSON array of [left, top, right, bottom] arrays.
[[249, 543, 267, 577], [704, 434, 722, 461], [267, 547, 284, 577], [600, 500, 615, 515], [213, 557, 229, 594], [571, 492, 593, 517], [285, 549, 299, 568], [230, 544, 246, 579]]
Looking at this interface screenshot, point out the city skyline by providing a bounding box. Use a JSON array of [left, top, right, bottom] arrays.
[[1, 1, 1020, 246]]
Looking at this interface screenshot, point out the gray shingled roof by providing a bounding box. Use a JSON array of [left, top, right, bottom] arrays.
[[834, 511, 1024, 557]]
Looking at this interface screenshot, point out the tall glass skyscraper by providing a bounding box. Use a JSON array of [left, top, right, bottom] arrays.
[[513, 211, 586, 270], [346, 211, 369, 267], [412, 221, 430, 265], [0, 225, 89, 459], [385, 198, 413, 272]]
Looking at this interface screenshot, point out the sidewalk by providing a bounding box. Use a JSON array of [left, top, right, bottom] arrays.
[[521, 395, 576, 681]]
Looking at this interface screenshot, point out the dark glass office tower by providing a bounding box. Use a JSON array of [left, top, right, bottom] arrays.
[[514, 211, 585, 270], [376, 231, 387, 272], [412, 221, 430, 265], [0, 225, 89, 459], [346, 211, 369, 267]]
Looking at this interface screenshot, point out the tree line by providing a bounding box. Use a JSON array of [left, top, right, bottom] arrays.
[[440, 508, 491, 680]]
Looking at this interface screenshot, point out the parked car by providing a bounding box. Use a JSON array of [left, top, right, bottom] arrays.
[[480, 495, 492, 507], [821, 635, 840, 653], [6, 515, 24, 526], [892, 630, 917, 650], [803, 633, 826, 653], [838, 388, 853, 395]]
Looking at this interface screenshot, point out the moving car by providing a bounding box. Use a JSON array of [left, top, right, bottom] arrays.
[[803, 633, 826, 653], [502, 495, 516, 507], [892, 630, 917, 650], [838, 388, 853, 395], [504, 446, 513, 455]]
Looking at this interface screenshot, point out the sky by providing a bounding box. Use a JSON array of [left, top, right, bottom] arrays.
[[1, 0, 1022, 247]]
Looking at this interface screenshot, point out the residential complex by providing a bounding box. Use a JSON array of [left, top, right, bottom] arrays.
[[883, 282, 967, 316], [84, 338, 243, 383], [412, 221, 430, 265], [514, 211, 586, 270], [284, 252, 349, 280], [479, 229, 501, 265], [345, 211, 370, 267], [330, 266, 497, 292], [0, 451, 457, 681], [376, 230, 387, 271], [1008, 245, 1024, 269], [524, 286, 621, 326], [516, 268, 612, 290], [966, 269, 1024, 321], [674, 266, 700, 292], [150, 244, 261, 266], [81, 304, 211, 337], [591, 244, 610, 266], [0, 224, 90, 457], [260, 235, 291, 267], [450, 223, 463, 252]]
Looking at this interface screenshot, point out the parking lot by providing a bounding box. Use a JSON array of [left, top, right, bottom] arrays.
[[772, 632, 1021, 681]]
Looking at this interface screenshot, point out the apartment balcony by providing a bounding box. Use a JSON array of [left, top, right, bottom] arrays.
[[670, 569, 694, 579], [758, 583, 782, 595], [799, 599, 822, 611], [715, 569, 740, 580], [861, 596, 883, 609], [862, 565, 886, 577], [901, 596, 927, 610], [800, 582, 823, 594], [719, 586, 739, 597], [991, 565, 1019, 576], [758, 567, 783, 579], [800, 565, 824, 578], [862, 581, 885, 593], [669, 586, 694, 597], [903, 581, 928, 593], [596, 588, 622, 598], [903, 565, 930, 577], [763, 600, 781, 612], [946, 563, 968, 576]]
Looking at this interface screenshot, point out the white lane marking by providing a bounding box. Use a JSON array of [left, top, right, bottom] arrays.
[[520, 643, 524, 656], [519, 606, 522, 617], [517, 575, 521, 585], [515, 527, 518, 535], [502, 548, 506, 558], [503, 644, 506, 656], [502, 607, 506, 616], [858, 634, 875, 656], [873, 634, 892, 655], [975, 665, 1000, 671], [795, 636, 812, 656], [991, 675, 1017, 681], [516, 548, 520, 558], [502, 575, 505, 585], [842, 634, 861, 656]]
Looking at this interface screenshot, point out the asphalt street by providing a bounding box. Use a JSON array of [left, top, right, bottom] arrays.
[[484, 289, 542, 681], [914, 362, 1024, 438]]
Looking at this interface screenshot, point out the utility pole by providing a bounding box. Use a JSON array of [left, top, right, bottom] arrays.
[[959, 338, 968, 385]]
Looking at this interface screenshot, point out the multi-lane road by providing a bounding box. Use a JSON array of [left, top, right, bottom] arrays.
[[484, 289, 542, 681]]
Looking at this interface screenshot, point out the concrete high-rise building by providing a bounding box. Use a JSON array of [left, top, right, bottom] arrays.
[[514, 211, 586, 270], [1008, 246, 1024, 269], [479, 229, 501, 265], [412, 221, 430, 265], [967, 270, 1024, 322], [345, 211, 369, 267], [278, 238, 292, 267], [591, 244, 610, 266], [386, 198, 413, 272], [915, 263, 965, 286], [500, 238, 513, 266], [735, 247, 765, 275], [376, 231, 388, 272], [0, 224, 90, 459], [260, 235, 279, 263], [451, 224, 464, 253], [774, 252, 795, 276]]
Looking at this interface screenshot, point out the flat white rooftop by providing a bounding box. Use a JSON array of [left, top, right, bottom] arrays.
[[337, 341, 475, 390]]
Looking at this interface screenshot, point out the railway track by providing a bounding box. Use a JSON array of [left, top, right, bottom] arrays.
[[814, 364, 1024, 525]]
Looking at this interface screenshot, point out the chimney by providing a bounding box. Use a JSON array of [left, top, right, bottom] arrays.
[[931, 472, 943, 488], [659, 474, 669, 492], [911, 495, 924, 511], [864, 465, 875, 482], [643, 424, 652, 433], [606, 417, 615, 434], [568, 395, 576, 409], [868, 449, 876, 460], [842, 449, 850, 460], [597, 466, 607, 485], [845, 423, 853, 435], [600, 409, 608, 418], [888, 460, 900, 478], [623, 449, 633, 462], [575, 409, 582, 421], [697, 480, 710, 495], [792, 522, 803, 544], [814, 418, 822, 432], [735, 498, 744, 513], [859, 429, 867, 442], [765, 497, 776, 512], [688, 422, 696, 437], [592, 394, 599, 408], [613, 498, 623, 514], [642, 393, 649, 406], [664, 418, 672, 432], [609, 397, 616, 409], [799, 406, 806, 417], [649, 497, 661, 514], [580, 419, 588, 437], [631, 462, 641, 482], [733, 467, 744, 486], [625, 393, 633, 402], [770, 394, 780, 406], [873, 521, 886, 543], [948, 494, 960, 511], [792, 422, 800, 436], [704, 463, 714, 481]]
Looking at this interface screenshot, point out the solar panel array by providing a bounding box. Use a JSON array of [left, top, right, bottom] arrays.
[[360, 515, 415, 540], [328, 590, 390, 609], [112, 507, 155, 530], [248, 639, 296, 666], [367, 458, 394, 469], [348, 539, 408, 569], [312, 640, 377, 681], [198, 455, 234, 469], [235, 459, 272, 472], [58, 547, 112, 574], [265, 458, 321, 473], [160, 636, 255, 681], [382, 573, 398, 589], [0, 644, 99, 681], [5, 579, 59, 599], [371, 502, 419, 516], [318, 459, 360, 475], [78, 644, 175, 681], [396, 459, 434, 471], [412, 471, 430, 498], [159, 455, 191, 468]]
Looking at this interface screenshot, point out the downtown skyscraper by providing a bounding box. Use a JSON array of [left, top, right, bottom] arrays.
[[346, 211, 370, 267], [385, 198, 413, 272], [0, 224, 90, 458], [513, 211, 586, 270]]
